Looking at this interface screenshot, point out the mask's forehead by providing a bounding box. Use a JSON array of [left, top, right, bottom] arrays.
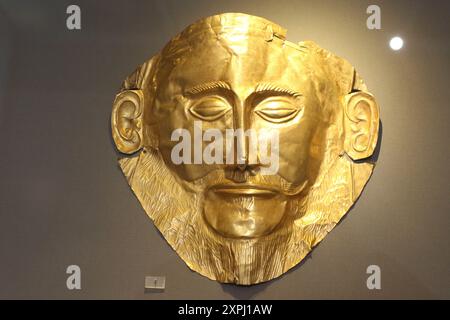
[[157, 36, 311, 98], [155, 13, 312, 99]]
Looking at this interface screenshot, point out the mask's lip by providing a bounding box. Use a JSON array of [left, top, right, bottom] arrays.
[[209, 183, 278, 195]]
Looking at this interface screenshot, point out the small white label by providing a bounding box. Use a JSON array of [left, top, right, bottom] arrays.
[[145, 276, 165, 290]]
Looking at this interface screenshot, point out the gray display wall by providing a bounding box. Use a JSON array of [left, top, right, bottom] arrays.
[[0, 0, 448, 299]]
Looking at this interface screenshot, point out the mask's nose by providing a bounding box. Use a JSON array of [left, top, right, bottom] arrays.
[[225, 164, 259, 183], [237, 163, 247, 171], [234, 100, 248, 167]]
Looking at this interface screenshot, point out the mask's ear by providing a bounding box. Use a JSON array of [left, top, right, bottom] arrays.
[[343, 91, 379, 160], [111, 90, 144, 154]]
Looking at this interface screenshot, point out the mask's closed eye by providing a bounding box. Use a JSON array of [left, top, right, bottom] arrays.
[[189, 96, 231, 121], [254, 97, 302, 123]]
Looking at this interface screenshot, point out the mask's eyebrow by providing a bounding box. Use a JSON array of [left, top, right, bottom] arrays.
[[254, 82, 302, 98], [184, 81, 232, 96]]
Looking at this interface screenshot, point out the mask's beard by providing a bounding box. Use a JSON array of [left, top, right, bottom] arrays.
[[146, 157, 306, 279], [119, 147, 369, 285]]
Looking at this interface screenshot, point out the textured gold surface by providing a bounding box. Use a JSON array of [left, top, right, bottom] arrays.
[[111, 13, 380, 285]]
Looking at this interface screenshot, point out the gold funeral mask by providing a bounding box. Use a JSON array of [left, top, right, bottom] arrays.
[[111, 13, 380, 285]]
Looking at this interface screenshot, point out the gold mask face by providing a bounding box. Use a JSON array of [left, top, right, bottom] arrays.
[[111, 13, 380, 285]]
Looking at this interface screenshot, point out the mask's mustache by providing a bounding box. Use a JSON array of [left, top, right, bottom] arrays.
[[190, 167, 307, 196]]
